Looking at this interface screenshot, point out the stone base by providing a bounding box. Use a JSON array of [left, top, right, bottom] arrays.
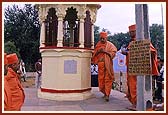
[[37, 89, 95, 101], [39, 48, 93, 101]]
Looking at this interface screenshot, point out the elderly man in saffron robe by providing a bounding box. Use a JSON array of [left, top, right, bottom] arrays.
[[92, 32, 117, 102], [6, 53, 25, 111], [4, 53, 12, 111], [121, 24, 159, 110]]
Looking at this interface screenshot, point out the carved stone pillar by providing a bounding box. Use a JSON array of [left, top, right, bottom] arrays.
[[90, 8, 98, 49], [38, 5, 47, 47], [40, 21, 45, 47], [91, 24, 94, 49], [79, 18, 85, 48], [57, 17, 63, 47]]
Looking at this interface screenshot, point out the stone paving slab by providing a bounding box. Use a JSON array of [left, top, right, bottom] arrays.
[[22, 105, 83, 111], [21, 87, 132, 111]]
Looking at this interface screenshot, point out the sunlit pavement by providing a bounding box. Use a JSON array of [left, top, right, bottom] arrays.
[[21, 87, 132, 112]]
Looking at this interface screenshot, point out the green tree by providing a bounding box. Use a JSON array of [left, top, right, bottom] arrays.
[[108, 32, 130, 50], [94, 25, 100, 46], [4, 41, 20, 58], [94, 26, 130, 50], [150, 24, 164, 59], [4, 4, 41, 71]]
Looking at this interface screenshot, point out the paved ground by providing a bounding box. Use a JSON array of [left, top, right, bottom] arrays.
[[21, 87, 132, 112], [21, 76, 35, 88], [20, 76, 164, 112]]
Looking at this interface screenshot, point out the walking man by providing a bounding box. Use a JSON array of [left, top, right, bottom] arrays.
[[92, 31, 117, 102]]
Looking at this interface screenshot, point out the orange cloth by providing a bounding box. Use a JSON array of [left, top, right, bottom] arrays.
[[6, 53, 19, 65], [4, 53, 12, 110], [4, 76, 12, 111], [125, 41, 159, 106], [126, 24, 158, 106], [4, 53, 8, 65], [150, 43, 159, 75], [6, 68, 25, 111], [100, 31, 108, 39], [125, 41, 137, 105], [98, 62, 114, 96], [129, 24, 136, 32], [92, 41, 117, 96], [126, 74, 137, 105]]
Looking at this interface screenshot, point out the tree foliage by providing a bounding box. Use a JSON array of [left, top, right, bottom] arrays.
[[4, 41, 20, 58], [108, 32, 130, 50], [4, 4, 41, 71], [150, 24, 164, 59], [94, 25, 100, 46]]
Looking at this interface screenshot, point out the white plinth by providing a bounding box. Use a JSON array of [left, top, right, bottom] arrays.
[[38, 48, 93, 101]]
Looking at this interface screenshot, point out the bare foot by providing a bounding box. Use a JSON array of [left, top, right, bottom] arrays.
[[105, 96, 109, 102]]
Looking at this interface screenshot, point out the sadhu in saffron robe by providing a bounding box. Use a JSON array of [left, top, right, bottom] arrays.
[[126, 41, 159, 106], [92, 41, 117, 96], [6, 68, 25, 111]]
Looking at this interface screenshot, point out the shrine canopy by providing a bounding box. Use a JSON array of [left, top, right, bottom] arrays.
[[36, 4, 101, 49]]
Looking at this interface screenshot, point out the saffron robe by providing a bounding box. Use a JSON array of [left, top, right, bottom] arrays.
[[92, 41, 117, 96], [6, 68, 25, 111], [4, 76, 12, 111], [126, 41, 159, 105]]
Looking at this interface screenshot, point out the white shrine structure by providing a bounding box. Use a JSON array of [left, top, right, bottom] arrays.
[[36, 4, 100, 100]]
